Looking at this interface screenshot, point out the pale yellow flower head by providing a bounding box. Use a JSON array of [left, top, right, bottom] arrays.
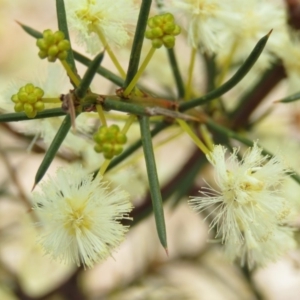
[[65, 0, 138, 54], [32, 165, 133, 268], [189, 143, 295, 268]]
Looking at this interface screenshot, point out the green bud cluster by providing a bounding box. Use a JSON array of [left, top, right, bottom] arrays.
[[93, 125, 127, 159], [145, 13, 181, 49], [36, 29, 70, 62], [11, 83, 45, 118]]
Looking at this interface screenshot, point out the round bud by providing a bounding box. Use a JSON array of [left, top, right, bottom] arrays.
[[93, 133, 101, 143], [58, 40, 70, 51], [104, 152, 113, 159], [18, 92, 28, 102], [110, 124, 120, 134], [11, 94, 19, 103], [57, 50, 67, 61], [35, 101, 45, 111], [27, 94, 37, 104], [24, 103, 34, 114], [14, 102, 24, 112], [173, 25, 181, 36], [98, 132, 106, 142], [113, 145, 123, 155], [152, 15, 162, 26], [145, 30, 154, 39], [25, 83, 35, 93], [36, 39, 48, 50], [99, 126, 108, 134], [105, 131, 116, 142], [147, 18, 156, 28], [163, 13, 174, 23], [94, 144, 103, 153], [48, 45, 59, 57], [38, 50, 48, 59], [43, 30, 55, 45], [47, 56, 57, 62], [19, 86, 26, 93], [116, 132, 127, 144], [151, 27, 164, 38], [53, 31, 65, 43], [162, 35, 175, 48], [34, 87, 44, 98], [163, 23, 175, 34], [152, 39, 163, 49], [26, 110, 37, 118], [102, 143, 112, 153]]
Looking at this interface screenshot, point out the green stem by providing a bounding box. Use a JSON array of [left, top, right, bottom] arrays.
[[121, 115, 136, 134], [123, 47, 156, 96], [96, 105, 107, 126], [0, 108, 66, 122], [107, 121, 168, 170], [60, 60, 80, 87], [177, 119, 210, 155], [94, 26, 126, 78], [166, 48, 185, 98], [184, 47, 197, 100], [42, 98, 61, 103]]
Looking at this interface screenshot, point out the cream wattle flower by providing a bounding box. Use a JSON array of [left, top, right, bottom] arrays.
[[32, 165, 133, 268], [189, 143, 295, 268], [65, 0, 138, 54]]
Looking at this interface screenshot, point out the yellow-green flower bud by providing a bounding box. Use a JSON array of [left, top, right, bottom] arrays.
[[18, 92, 28, 102], [113, 145, 123, 155], [11, 83, 45, 117], [25, 83, 35, 93], [36, 39, 48, 50], [24, 103, 34, 114], [173, 25, 181, 36], [145, 30, 154, 39], [14, 102, 24, 112], [162, 23, 175, 34], [38, 50, 48, 59], [116, 132, 127, 144], [58, 40, 70, 51], [163, 35, 175, 48], [27, 94, 37, 104], [110, 124, 120, 134], [34, 87, 44, 98], [145, 13, 181, 49], [35, 101, 45, 111], [36, 29, 70, 62], [93, 124, 126, 158], [151, 27, 164, 38], [162, 13, 174, 23], [104, 152, 113, 159], [48, 45, 59, 57], [11, 94, 19, 103], [94, 144, 103, 153], [103, 143, 112, 153], [26, 111, 37, 118], [152, 39, 163, 49], [53, 31, 65, 43]]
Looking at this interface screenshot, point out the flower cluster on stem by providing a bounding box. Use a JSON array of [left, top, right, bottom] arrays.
[[189, 143, 295, 268]]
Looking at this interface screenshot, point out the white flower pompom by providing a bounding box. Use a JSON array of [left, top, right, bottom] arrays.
[[65, 0, 138, 54], [32, 165, 133, 268], [169, 0, 239, 53], [189, 143, 295, 268]]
